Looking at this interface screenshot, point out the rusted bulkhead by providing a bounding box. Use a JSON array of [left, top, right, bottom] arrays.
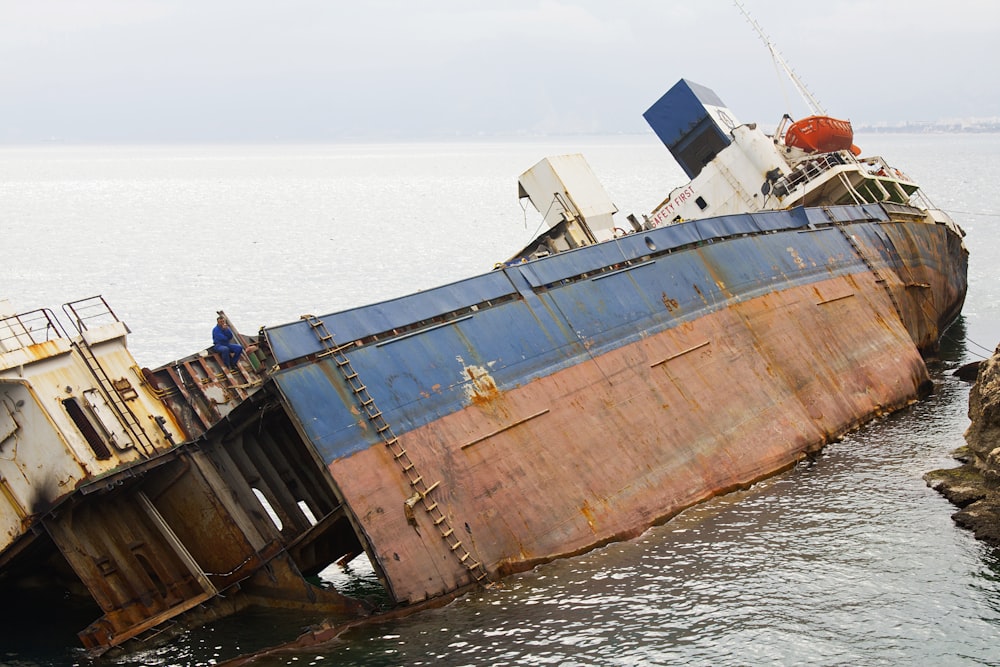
[[263, 203, 967, 605]]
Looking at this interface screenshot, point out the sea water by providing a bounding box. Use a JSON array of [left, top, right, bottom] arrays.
[[2, 134, 999, 666]]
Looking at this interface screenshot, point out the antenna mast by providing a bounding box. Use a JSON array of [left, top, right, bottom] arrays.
[[734, 0, 826, 116]]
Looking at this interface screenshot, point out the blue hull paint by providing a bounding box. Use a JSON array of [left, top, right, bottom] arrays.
[[265, 204, 958, 465]]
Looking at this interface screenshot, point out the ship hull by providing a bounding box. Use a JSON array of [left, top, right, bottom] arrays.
[[264, 204, 966, 604]]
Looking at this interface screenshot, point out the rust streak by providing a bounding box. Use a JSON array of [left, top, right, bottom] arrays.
[[661, 293, 680, 312]]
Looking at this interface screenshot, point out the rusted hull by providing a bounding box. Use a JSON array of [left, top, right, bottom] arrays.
[[328, 270, 925, 602], [264, 204, 967, 604]]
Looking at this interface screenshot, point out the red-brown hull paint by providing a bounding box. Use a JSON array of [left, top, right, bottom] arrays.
[[330, 268, 930, 604]]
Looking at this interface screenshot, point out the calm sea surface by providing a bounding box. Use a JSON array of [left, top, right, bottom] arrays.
[[2, 134, 1000, 666]]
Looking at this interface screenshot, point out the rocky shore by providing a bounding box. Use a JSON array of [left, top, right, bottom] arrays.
[[925, 347, 1000, 544]]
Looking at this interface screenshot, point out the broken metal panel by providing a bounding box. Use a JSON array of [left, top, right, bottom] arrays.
[[82, 387, 136, 451], [44, 480, 217, 648], [517, 154, 620, 246], [196, 393, 369, 577], [39, 408, 367, 653], [142, 451, 278, 588]]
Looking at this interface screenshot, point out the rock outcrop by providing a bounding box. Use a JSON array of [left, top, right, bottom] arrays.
[[926, 347, 1000, 544]]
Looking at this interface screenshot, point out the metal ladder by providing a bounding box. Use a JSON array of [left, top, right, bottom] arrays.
[[825, 208, 904, 324], [72, 339, 156, 458], [301, 315, 492, 586]]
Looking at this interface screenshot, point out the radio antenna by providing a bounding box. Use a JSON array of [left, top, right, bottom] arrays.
[[734, 0, 826, 116]]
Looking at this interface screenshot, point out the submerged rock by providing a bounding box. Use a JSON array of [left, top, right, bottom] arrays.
[[954, 360, 982, 382], [926, 343, 1000, 544]]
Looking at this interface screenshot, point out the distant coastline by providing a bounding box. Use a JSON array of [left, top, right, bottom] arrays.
[[856, 119, 1000, 133]]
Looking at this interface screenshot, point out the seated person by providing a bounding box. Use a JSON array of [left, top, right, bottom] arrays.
[[212, 316, 243, 369]]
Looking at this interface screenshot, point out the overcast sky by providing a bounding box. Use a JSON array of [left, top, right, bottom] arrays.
[[2, 0, 998, 142]]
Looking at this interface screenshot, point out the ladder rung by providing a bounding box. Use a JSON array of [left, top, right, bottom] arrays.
[[392, 448, 407, 459], [409, 476, 423, 486], [459, 552, 470, 562], [441, 527, 454, 538], [422, 481, 440, 495], [449, 540, 463, 551]]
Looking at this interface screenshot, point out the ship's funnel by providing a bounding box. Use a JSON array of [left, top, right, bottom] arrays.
[[644, 79, 740, 180]]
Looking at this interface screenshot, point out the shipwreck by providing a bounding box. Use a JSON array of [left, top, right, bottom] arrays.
[[0, 79, 967, 654]]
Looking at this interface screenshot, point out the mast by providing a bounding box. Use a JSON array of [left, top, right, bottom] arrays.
[[734, 0, 826, 116]]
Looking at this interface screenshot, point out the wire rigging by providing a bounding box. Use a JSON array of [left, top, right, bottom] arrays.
[[942, 209, 1000, 218], [734, 0, 825, 116]]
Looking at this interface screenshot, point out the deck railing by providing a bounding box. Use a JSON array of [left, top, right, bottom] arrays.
[[62, 296, 120, 334], [0, 308, 64, 352]]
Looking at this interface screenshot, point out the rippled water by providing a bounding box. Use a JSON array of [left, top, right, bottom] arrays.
[[2, 135, 999, 666]]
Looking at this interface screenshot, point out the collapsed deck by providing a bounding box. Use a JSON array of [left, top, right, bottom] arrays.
[[0, 300, 365, 652]]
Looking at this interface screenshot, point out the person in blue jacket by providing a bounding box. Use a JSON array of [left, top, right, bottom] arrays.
[[212, 315, 243, 369]]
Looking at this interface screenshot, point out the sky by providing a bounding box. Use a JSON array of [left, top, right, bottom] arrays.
[[2, 0, 998, 143]]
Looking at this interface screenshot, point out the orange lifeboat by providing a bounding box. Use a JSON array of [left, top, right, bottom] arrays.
[[784, 115, 859, 154]]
